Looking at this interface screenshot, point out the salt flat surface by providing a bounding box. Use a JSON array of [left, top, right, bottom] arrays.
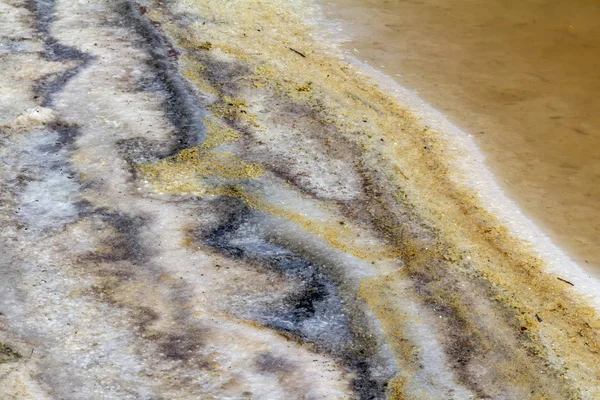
[[0, 0, 599, 399]]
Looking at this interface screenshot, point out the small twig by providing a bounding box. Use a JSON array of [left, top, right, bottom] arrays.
[[535, 314, 543, 322], [394, 165, 409, 180], [397, 169, 409, 180], [289, 47, 306, 58], [557, 277, 574, 286]]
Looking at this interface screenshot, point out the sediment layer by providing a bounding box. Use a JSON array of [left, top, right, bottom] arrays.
[[1, 0, 599, 399]]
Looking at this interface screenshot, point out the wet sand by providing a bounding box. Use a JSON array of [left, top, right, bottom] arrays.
[[323, 0, 600, 270]]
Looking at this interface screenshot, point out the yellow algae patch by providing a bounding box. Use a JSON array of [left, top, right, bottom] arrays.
[[138, 116, 255, 194], [200, 118, 240, 150], [359, 274, 418, 391], [295, 81, 313, 93], [180, 55, 217, 96], [209, 96, 254, 122], [138, 147, 263, 194]]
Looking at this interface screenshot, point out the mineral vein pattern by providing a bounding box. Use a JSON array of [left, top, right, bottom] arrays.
[[0, 0, 599, 399]]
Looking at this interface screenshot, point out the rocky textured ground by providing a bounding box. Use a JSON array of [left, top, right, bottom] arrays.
[[1, 0, 599, 399]]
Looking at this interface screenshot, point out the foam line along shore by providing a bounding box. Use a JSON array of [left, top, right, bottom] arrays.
[[0, 0, 599, 399]]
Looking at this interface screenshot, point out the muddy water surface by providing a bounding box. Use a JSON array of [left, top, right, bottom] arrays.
[[323, 0, 600, 269]]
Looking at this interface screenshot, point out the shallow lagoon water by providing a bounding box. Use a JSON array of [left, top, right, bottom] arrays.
[[323, 0, 600, 271]]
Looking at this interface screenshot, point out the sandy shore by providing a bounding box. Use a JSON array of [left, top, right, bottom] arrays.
[[1, 0, 599, 398]]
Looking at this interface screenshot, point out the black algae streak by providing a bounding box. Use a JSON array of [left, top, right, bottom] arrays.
[[119, 1, 206, 152], [26, 0, 93, 106], [87, 210, 149, 265], [200, 196, 392, 399]]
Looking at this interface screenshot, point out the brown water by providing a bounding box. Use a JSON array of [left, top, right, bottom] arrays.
[[323, 0, 600, 270]]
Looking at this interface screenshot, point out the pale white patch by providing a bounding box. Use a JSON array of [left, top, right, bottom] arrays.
[[10, 107, 58, 129]]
